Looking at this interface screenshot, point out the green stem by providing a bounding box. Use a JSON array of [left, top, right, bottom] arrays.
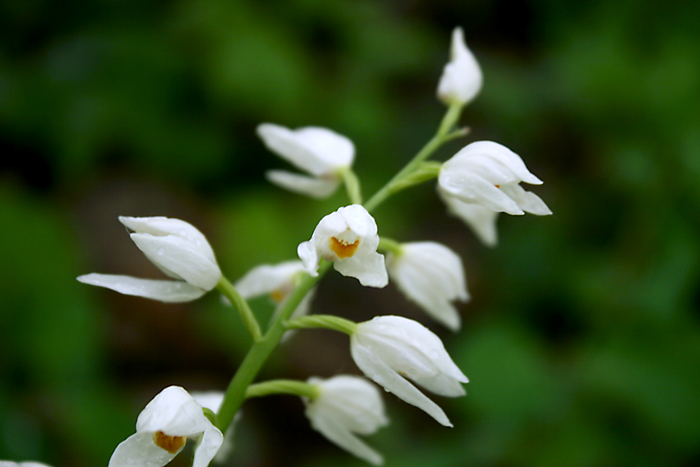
[[215, 261, 331, 433], [378, 237, 404, 256], [339, 167, 363, 205], [364, 102, 465, 212], [216, 276, 262, 342], [285, 314, 357, 335], [245, 379, 320, 399]]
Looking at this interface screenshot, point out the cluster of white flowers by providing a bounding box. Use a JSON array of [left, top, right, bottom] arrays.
[[73, 26, 551, 467]]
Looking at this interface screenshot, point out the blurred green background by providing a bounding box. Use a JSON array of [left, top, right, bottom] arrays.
[[2, 0, 700, 466]]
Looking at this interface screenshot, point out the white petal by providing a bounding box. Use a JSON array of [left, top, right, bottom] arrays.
[[192, 424, 224, 467], [119, 216, 217, 264], [108, 431, 178, 467], [333, 251, 388, 288], [437, 27, 483, 106], [234, 260, 306, 299], [136, 386, 209, 437], [297, 240, 320, 276], [257, 123, 354, 176], [351, 343, 452, 427], [439, 163, 524, 214], [129, 233, 221, 290], [265, 170, 340, 198], [308, 412, 384, 466], [453, 141, 542, 185], [439, 190, 499, 247], [500, 184, 552, 215], [77, 274, 206, 302]]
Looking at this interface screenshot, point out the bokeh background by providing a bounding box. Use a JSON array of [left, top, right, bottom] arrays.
[[2, 0, 700, 466]]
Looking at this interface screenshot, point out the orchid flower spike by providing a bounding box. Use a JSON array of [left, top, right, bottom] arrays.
[[77, 216, 221, 302], [386, 241, 470, 331], [298, 204, 387, 288], [109, 386, 223, 467], [0, 462, 53, 467], [305, 375, 389, 465], [350, 315, 468, 427], [437, 27, 483, 106], [439, 141, 552, 216], [257, 123, 355, 198]]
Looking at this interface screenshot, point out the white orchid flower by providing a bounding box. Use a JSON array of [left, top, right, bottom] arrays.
[[386, 241, 470, 331], [305, 375, 389, 466], [0, 462, 53, 467], [350, 316, 468, 427], [109, 386, 223, 467], [234, 260, 315, 338], [438, 188, 500, 247], [191, 392, 239, 465], [77, 216, 221, 302], [257, 123, 355, 198], [297, 204, 388, 288], [439, 141, 552, 216], [437, 27, 483, 106]]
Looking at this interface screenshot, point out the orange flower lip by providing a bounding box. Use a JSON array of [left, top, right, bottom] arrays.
[[329, 236, 360, 259], [152, 431, 186, 454]]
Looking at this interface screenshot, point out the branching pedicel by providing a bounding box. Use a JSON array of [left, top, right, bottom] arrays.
[[69, 26, 551, 467]]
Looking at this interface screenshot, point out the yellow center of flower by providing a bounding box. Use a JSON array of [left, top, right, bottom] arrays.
[[270, 288, 286, 303], [152, 431, 186, 454], [329, 236, 360, 259]]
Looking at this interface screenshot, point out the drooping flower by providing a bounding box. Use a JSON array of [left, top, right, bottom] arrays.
[[191, 392, 239, 465], [257, 123, 355, 198], [304, 375, 389, 466], [298, 204, 388, 288], [439, 141, 552, 216], [350, 315, 468, 427], [437, 27, 483, 106], [234, 260, 315, 338], [0, 462, 53, 467], [77, 216, 221, 302], [109, 386, 223, 467], [386, 241, 469, 331]]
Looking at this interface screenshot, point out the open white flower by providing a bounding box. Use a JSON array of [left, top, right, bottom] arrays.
[[77, 216, 221, 302], [437, 27, 483, 106], [234, 260, 315, 337], [0, 462, 53, 467], [305, 375, 389, 466], [257, 123, 355, 198], [386, 241, 469, 331], [350, 316, 468, 427], [109, 386, 223, 467], [191, 392, 239, 465], [298, 204, 388, 288], [439, 141, 552, 216], [438, 188, 500, 247]]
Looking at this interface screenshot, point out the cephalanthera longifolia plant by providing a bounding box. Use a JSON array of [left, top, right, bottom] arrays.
[[4, 27, 551, 467]]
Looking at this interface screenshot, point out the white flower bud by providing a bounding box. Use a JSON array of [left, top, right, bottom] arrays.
[[77, 216, 221, 302], [305, 375, 389, 465], [351, 316, 468, 427], [258, 123, 355, 198], [386, 241, 470, 331], [437, 27, 483, 106]]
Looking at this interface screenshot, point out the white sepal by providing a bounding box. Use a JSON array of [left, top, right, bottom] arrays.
[[438, 189, 500, 247], [76, 274, 207, 302]]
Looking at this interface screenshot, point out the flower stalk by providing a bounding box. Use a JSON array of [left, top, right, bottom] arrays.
[[216, 276, 262, 342]]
